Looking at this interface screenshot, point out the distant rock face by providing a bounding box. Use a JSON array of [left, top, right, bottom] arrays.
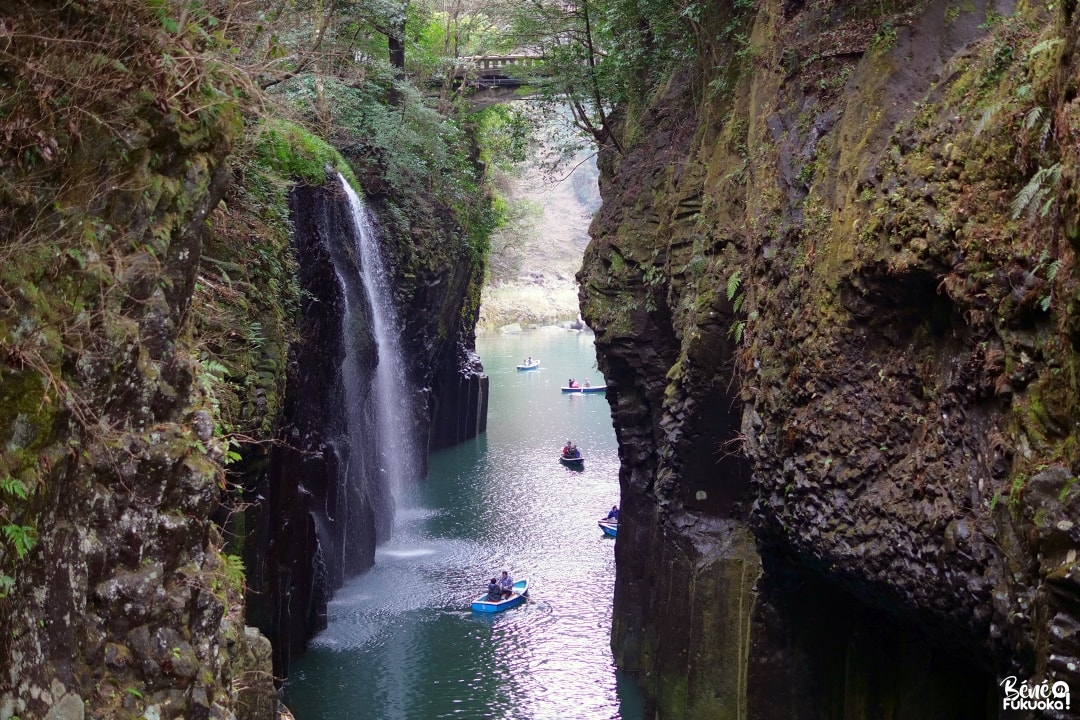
[[581, 1, 1080, 717]]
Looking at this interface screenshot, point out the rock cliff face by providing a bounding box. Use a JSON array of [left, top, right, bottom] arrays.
[[580, 0, 1080, 717], [0, 3, 273, 717], [361, 186, 489, 455], [0, 2, 489, 715]]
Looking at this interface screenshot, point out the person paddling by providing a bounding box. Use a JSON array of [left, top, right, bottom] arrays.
[[498, 570, 514, 598]]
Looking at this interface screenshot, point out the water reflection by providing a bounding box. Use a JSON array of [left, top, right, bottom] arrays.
[[285, 331, 642, 720]]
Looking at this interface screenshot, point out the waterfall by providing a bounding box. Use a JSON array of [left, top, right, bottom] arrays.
[[338, 174, 421, 512]]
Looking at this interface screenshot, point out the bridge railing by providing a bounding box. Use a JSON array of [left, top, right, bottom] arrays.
[[455, 54, 542, 76]]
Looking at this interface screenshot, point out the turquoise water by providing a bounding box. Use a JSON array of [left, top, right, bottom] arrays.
[[284, 330, 643, 720]]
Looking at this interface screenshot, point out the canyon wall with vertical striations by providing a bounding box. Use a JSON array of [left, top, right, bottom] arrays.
[[580, 0, 1080, 717]]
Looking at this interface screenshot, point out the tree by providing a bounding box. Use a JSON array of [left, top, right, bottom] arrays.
[[410, 0, 509, 113], [501, 0, 623, 153]]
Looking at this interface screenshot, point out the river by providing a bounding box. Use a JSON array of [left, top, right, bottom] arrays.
[[284, 329, 644, 720]]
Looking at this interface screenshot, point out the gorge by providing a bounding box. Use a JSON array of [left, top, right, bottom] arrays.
[[4, 0, 1080, 718]]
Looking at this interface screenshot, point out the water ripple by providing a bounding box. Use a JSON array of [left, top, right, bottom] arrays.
[[286, 332, 641, 720]]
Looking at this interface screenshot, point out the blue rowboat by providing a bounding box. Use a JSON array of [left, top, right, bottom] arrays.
[[471, 578, 529, 613], [559, 454, 584, 469], [560, 385, 605, 393], [598, 520, 618, 537], [516, 360, 540, 370]]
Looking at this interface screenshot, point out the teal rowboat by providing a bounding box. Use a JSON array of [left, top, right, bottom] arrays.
[[471, 578, 529, 613]]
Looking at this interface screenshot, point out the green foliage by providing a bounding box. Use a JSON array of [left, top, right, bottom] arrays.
[[0, 476, 29, 501], [868, 22, 898, 54], [643, 263, 666, 288], [251, 119, 353, 187], [408, 2, 505, 77], [219, 553, 246, 595], [1028, 37, 1064, 58], [503, 0, 704, 154], [980, 43, 1015, 90], [1059, 476, 1078, 503], [0, 474, 36, 596], [1, 524, 36, 560], [726, 268, 743, 302], [729, 320, 746, 344], [475, 105, 532, 173], [1011, 163, 1061, 220], [726, 269, 746, 343], [273, 69, 473, 204], [1009, 474, 1027, 509]]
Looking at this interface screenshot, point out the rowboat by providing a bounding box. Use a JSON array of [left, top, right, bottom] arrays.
[[471, 578, 529, 612], [598, 520, 618, 537], [559, 454, 584, 469], [561, 385, 605, 393], [516, 360, 540, 371]]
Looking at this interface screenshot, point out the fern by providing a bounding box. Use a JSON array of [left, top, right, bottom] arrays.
[[201, 359, 230, 378], [2, 524, 37, 559], [726, 268, 742, 301], [1011, 163, 1061, 220], [729, 320, 746, 344], [975, 101, 1004, 138], [1028, 38, 1063, 58], [0, 476, 28, 501], [1024, 106, 1044, 131]]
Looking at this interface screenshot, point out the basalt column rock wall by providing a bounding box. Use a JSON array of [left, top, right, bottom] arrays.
[[581, 0, 1080, 717], [242, 183, 387, 681], [360, 191, 489, 456]]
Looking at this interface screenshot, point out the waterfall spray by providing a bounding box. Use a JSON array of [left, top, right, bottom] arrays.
[[338, 175, 421, 510]]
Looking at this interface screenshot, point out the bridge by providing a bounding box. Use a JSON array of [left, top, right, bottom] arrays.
[[452, 54, 544, 89]]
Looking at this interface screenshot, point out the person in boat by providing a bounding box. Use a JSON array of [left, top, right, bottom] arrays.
[[486, 578, 502, 601], [605, 505, 620, 522], [583, 379, 591, 388], [498, 570, 514, 598], [562, 440, 574, 457], [568, 378, 579, 388]]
